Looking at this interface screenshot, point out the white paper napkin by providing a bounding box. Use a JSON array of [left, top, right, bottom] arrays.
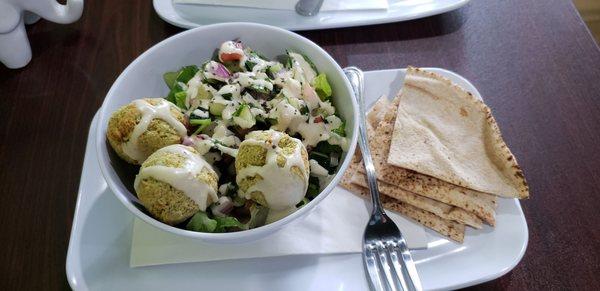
[[173, 0, 389, 12], [130, 188, 427, 267]]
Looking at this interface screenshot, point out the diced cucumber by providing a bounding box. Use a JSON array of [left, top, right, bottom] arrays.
[[196, 84, 213, 100], [267, 63, 283, 77], [233, 104, 256, 129], [223, 61, 243, 73], [249, 84, 271, 94], [209, 103, 226, 116], [204, 78, 225, 86]]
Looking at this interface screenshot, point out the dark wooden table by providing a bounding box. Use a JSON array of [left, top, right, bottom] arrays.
[[1, 0, 599, 290]]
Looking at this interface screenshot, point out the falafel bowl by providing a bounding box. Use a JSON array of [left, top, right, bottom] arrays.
[[98, 26, 357, 241]]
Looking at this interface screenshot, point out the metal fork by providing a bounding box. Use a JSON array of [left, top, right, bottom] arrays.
[[344, 67, 423, 291], [295, 0, 324, 16]]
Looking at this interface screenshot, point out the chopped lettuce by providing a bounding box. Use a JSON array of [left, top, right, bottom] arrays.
[[186, 212, 245, 233], [163, 71, 178, 90], [296, 197, 309, 208], [310, 141, 343, 173], [315, 140, 342, 155], [186, 211, 217, 232], [246, 204, 269, 229], [190, 118, 212, 134], [174, 91, 187, 109], [313, 73, 332, 101], [214, 216, 245, 232], [165, 65, 199, 103], [245, 61, 257, 71], [331, 120, 346, 137], [306, 176, 320, 199]]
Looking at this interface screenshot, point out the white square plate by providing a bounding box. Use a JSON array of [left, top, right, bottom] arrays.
[[66, 68, 528, 291], [153, 0, 470, 31]]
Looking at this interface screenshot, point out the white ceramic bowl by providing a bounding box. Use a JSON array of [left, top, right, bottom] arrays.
[[96, 23, 358, 243]]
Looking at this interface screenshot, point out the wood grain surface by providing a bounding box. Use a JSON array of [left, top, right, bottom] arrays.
[[1, 0, 599, 290]]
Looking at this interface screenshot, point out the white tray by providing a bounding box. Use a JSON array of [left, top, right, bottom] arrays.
[[66, 68, 528, 291], [152, 0, 470, 31]]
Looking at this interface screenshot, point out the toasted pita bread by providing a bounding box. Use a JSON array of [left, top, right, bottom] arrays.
[[340, 158, 465, 242], [350, 173, 482, 229], [360, 95, 497, 225], [387, 67, 529, 198], [367, 95, 390, 130]]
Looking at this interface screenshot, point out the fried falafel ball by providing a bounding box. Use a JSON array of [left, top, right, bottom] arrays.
[[235, 130, 309, 211], [134, 145, 219, 225], [107, 98, 187, 165]]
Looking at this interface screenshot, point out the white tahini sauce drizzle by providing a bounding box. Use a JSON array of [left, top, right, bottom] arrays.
[[233, 72, 274, 91], [309, 159, 329, 177], [134, 145, 218, 211], [236, 130, 309, 210], [121, 99, 187, 163]]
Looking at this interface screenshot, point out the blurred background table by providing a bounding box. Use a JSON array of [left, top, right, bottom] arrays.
[[1, 0, 599, 290]]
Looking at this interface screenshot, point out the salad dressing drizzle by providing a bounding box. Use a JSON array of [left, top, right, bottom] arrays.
[[122, 99, 187, 163], [236, 131, 308, 211], [134, 145, 218, 211]]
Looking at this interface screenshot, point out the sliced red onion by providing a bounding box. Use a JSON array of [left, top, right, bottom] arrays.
[[211, 62, 231, 79], [211, 196, 234, 217], [182, 136, 195, 146]]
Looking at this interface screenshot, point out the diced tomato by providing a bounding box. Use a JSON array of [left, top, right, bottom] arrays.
[[220, 53, 244, 62], [314, 116, 324, 123]]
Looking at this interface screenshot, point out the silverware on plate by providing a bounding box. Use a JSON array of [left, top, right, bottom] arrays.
[[295, 0, 324, 16], [344, 67, 423, 291]]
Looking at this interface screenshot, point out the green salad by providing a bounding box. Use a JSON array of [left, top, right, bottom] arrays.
[[107, 40, 348, 233]]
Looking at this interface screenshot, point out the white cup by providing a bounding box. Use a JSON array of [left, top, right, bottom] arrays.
[[0, 0, 84, 69]]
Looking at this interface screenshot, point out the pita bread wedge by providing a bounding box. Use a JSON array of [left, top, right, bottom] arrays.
[[387, 67, 529, 198], [340, 157, 465, 242], [367, 95, 390, 130], [360, 95, 498, 225], [350, 172, 483, 229]]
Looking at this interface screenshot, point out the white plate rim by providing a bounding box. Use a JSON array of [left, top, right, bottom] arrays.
[[67, 67, 529, 291], [152, 0, 471, 31]]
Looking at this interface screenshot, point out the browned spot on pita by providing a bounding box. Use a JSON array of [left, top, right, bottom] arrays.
[[460, 107, 468, 117]]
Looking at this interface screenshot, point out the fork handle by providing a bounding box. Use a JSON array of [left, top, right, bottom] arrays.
[[345, 67, 423, 291], [344, 67, 385, 217]]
